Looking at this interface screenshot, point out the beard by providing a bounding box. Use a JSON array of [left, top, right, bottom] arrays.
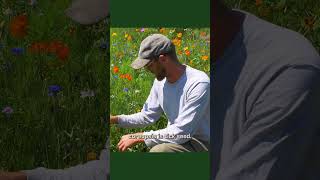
[[156, 74, 165, 81], [155, 66, 166, 81]]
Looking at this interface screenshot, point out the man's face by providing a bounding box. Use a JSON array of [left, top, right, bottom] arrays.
[[145, 57, 167, 81]]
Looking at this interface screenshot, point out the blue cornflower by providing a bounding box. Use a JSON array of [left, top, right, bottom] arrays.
[[48, 85, 62, 96], [123, 88, 129, 93], [11, 47, 24, 55], [2, 106, 13, 115]]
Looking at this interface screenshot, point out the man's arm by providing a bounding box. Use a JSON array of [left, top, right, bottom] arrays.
[[143, 82, 210, 147], [0, 172, 27, 180], [0, 141, 108, 180], [117, 132, 144, 152], [21, 139, 109, 180], [112, 80, 163, 128], [216, 65, 320, 180]]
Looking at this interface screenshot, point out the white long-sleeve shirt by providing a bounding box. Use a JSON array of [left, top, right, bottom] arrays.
[[118, 65, 210, 147], [23, 138, 109, 180]]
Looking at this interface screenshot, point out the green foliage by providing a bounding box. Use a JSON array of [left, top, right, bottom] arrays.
[[0, 0, 108, 170]]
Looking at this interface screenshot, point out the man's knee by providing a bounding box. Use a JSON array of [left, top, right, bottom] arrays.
[[149, 143, 177, 152]]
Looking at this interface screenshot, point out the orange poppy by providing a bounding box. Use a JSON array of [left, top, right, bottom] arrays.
[[113, 66, 119, 73], [126, 74, 132, 81], [200, 32, 206, 37], [48, 40, 64, 53], [120, 74, 125, 79], [185, 50, 191, 56], [56, 45, 69, 61], [255, 0, 262, 6], [9, 15, 28, 38], [119, 74, 132, 81]]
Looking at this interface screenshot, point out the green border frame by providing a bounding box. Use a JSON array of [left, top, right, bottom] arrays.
[[110, 0, 210, 27]]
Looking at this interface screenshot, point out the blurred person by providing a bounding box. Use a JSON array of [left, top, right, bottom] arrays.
[[212, 0, 320, 180]]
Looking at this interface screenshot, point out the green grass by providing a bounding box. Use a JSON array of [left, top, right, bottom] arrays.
[[110, 28, 210, 152], [224, 0, 320, 51], [0, 0, 108, 171]]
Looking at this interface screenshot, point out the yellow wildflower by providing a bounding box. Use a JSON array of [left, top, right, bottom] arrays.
[[87, 151, 97, 161], [172, 38, 181, 47], [159, 28, 166, 33], [127, 35, 132, 41], [201, 55, 209, 61]]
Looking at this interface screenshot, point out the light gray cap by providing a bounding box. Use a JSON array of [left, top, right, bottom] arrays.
[[131, 34, 175, 69], [65, 0, 109, 25]]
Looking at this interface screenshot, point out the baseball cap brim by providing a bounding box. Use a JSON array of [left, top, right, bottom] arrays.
[[131, 58, 151, 69], [65, 0, 109, 25]]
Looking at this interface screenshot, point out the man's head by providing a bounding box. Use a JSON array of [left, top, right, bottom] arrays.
[[65, 0, 109, 25], [131, 34, 178, 81], [214, 0, 228, 18]]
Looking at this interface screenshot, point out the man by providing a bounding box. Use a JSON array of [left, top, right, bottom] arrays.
[[0, 139, 109, 180], [212, 0, 320, 180], [0, 0, 109, 179], [110, 34, 210, 153]]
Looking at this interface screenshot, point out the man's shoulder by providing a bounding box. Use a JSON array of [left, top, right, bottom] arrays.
[[242, 10, 320, 68], [186, 65, 210, 84]]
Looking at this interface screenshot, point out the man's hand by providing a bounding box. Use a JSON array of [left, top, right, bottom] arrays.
[[117, 133, 144, 152], [0, 171, 27, 180], [110, 115, 118, 124]]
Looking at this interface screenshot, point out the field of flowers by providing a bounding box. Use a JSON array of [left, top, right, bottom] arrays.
[[110, 28, 210, 152], [0, 1, 108, 170]]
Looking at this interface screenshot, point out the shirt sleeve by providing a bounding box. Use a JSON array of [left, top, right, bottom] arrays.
[[143, 82, 210, 147], [117, 80, 163, 128], [215, 65, 320, 180], [24, 139, 109, 180]]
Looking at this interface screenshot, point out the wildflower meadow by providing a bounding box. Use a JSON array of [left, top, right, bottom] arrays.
[[0, 1, 108, 170], [110, 28, 210, 152]]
